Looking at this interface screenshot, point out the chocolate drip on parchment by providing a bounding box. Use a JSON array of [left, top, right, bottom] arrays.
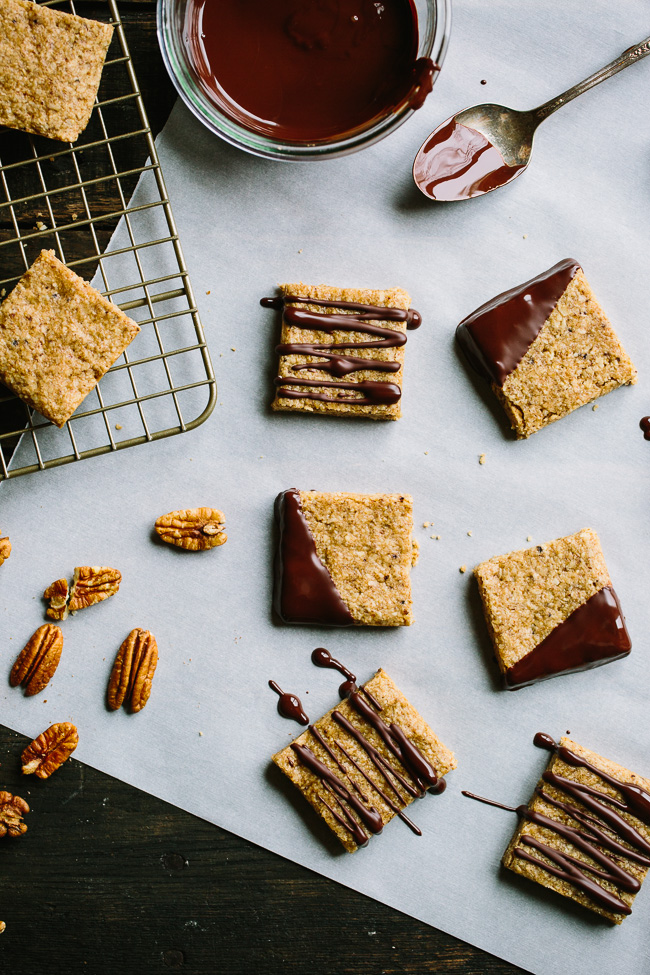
[[288, 653, 444, 847], [463, 733, 650, 915], [262, 293, 421, 407], [504, 586, 631, 689], [268, 680, 309, 726], [456, 259, 580, 386], [311, 646, 381, 706], [273, 490, 354, 627], [640, 417, 650, 440]]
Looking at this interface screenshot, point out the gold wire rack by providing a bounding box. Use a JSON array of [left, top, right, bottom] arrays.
[[0, 0, 215, 481]]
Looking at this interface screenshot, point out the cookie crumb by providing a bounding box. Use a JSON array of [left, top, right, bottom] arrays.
[[231, 347, 236, 352], [459, 565, 467, 573], [592, 404, 598, 411], [35, 221, 47, 231], [527, 535, 532, 542], [479, 453, 486, 465], [423, 522, 429, 528], [115, 424, 122, 430], [0, 921, 5, 934], [467, 531, 473, 537], [424, 450, 429, 455], [523, 234, 528, 239], [198, 731, 203, 737], [71, 213, 78, 221], [206, 290, 211, 295]]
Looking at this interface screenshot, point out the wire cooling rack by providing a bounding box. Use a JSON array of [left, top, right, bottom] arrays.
[[0, 0, 215, 480]]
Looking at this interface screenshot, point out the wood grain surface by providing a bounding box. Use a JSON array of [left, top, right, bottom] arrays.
[[0, 3, 526, 972]]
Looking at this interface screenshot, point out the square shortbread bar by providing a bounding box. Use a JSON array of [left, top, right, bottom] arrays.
[[0, 250, 139, 427], [0, 0, 113, 142], [274, 489, 418, 627], [273, 668, 456, 852], [456, 259, 637, 438], [502, 736, 650, 923], [474, 528, 631, 688], [269, 283, 420, 420]]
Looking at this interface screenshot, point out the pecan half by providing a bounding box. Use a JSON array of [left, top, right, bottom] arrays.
[[10, 624, 63, 696], [155, 508, 226, 551], [0, 536, 11, 566], [107, 629, 158, 713], [68, 566, 121, 613], [44, 578, 69, 621], [21, 722, 78, 779], [0, 791, 29, 837]]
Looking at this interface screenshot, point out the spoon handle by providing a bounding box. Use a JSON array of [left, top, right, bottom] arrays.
[[534, 35, 650, 122]]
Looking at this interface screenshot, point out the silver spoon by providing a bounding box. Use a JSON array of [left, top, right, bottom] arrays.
[[413, 34, 650, 202]]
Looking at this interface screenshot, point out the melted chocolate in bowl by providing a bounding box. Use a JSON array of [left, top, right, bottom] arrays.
[[183, 0, 432, 143]]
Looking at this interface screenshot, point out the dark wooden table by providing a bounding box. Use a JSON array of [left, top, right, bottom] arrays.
[[0, 4, 526, 972]]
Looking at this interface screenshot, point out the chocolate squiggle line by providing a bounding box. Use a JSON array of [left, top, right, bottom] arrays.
[[273, 376, 402, 406], [513, 734, 650, 914], [290, 664, 442, 846], [263, 293, 421, 407], [463, 734, 650, 915]]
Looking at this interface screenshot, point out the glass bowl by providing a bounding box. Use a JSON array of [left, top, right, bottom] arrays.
[[157, 0, 451, 161]]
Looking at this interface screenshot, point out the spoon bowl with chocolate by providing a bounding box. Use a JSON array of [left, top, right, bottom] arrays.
[[413, 33, 650, 201]]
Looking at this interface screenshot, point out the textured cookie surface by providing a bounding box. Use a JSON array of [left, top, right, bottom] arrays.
[[474, 528, 611, 673], [496, 270, 636, 437], [0, 250, 139, 426], [301, 491, 417, 626], [273, 669, 456, 852], [0, 0, 113, 142], [273, 283, 411, 420], [503, 738, 650, 922]]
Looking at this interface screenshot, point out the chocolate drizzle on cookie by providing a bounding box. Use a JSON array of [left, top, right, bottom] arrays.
[[463, 733, 650, 916], [273, 490, 355, 627], [504, 586, 631, 689], [283, 653, 445, 847], [456, 259, 581, 386], [311, 646, 381, 706], [262, 293, 421, 407]]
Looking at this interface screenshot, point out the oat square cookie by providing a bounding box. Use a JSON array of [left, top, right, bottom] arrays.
[[456, 259, 637, 438], [502, 734, 650, 923], [264, 283, 422, 420], [0, 250, 140, 427], [0, 0, 113, 142], [274, 489, 418, 626], [474, 528, 631, 688], [273, 668, 456, 852]]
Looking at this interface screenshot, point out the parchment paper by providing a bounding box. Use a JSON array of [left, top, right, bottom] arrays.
[[2, 2, 650, 972]]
